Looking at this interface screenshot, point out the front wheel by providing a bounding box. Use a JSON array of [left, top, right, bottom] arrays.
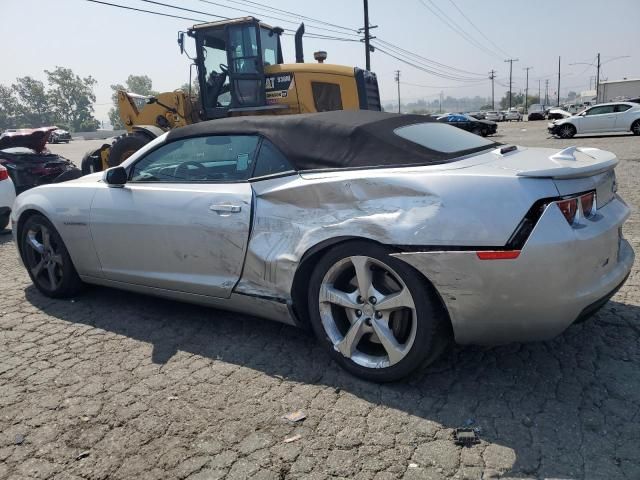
[[307, 241, 450, 382], [559, 124, 576, 139], [632, 120, 640, 136], [20, 214, 83, 298]]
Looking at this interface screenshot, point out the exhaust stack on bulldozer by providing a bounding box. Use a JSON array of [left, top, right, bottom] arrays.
[[82, 16, 381, 174]]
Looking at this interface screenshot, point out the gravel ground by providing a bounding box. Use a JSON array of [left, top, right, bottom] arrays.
[[1, 121, 639, 480]]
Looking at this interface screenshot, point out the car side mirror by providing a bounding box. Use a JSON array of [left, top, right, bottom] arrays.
[[104, 166, 127, 187]]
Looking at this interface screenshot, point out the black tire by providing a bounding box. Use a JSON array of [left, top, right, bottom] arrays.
[[0, 211, 9, 230], [480, 128, 488, 137], [471, 127, 482, 136], [108, 132, 151, 167], [559, 124, 576, 139], [632, 120, 640, 136], [20, 214, 83, 298], [81, 149, 103, 175], [307, 241, 450, 382]]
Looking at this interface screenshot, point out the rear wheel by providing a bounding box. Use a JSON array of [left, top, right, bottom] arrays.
[[632, 120, 640, 136], [20, 214, 83, 298], [108, 132, 151, 167], [559, 124, 576, 138], [81, 149, 103, 175], [308, 241, 450, 382]]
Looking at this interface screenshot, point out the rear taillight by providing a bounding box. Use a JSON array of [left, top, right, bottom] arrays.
[[555, 190, 596, 225], [556, 198, 578, 224], [0, 166, 8, 181], [580, 192, 595, 217]]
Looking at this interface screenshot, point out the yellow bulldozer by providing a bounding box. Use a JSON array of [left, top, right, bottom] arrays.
[[82, 17, 381, 174]]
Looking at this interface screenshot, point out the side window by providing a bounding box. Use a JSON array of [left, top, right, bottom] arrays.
[[252, 139, 295, 178], [615, 104, 632, 112], [311, 82, 343, 112], [130, 135, 259, 183], [586, 105, 614, 115]]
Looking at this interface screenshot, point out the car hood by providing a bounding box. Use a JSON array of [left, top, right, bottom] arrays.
[[0, 127, 57, 153]]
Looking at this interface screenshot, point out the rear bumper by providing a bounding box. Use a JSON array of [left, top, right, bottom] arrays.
[[392, 196, 634, 345]]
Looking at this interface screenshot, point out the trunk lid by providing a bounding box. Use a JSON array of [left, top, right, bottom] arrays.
[[0, 127, 57, 153], [485, 145, 618, 206]]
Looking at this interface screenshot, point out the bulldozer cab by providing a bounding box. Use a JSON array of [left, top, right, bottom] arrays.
[[188, 17, 285, 119]]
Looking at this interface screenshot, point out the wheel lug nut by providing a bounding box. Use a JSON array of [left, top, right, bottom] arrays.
[[365, 318, 372, 326], [369, 296, 377, 304], [375, 311, 383, 319], [357, 296, 364, 304], [356, 310, 362, 317]]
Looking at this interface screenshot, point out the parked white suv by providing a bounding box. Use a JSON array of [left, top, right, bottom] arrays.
[[0, 165, 16, 230], [503, 109, 522, 121], [548, 102, 640, 138]]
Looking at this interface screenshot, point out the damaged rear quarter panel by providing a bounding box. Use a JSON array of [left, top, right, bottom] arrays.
[[236, 164, 558, 300]]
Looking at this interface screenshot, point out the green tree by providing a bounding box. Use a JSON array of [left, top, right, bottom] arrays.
[[109, 75, 158, 129], [12, 76, 52, 127], [0, 85, 18, 130], [45, 67, 99, 132]]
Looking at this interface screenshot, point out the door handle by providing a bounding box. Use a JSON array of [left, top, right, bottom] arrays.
[[210, 204, 242, 213]]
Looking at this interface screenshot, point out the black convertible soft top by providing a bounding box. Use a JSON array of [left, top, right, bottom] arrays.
[[167, 110, 494, 171]]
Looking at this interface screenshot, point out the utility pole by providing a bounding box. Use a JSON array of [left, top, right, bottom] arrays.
[[488, 70, 496, 110], [557, 56, 561, 107], [359, 0, 377, 71], [545, 79, 549, 106], [523, 67, 532, 114], [595, 52, 601, 102], [439, 91, 443, 113], [538, 79, 541, 103], [395, 70, 401, 113], [504, 58, 519, 109]]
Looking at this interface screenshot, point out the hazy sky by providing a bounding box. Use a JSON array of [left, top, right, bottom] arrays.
[[3, 0, 639, 122]]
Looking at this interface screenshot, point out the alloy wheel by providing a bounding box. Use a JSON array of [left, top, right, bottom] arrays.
[[318, 256, 417, 369], [560, 125, 574, 138], [633, 122, 640, 135], [24, 223, 64, 291]]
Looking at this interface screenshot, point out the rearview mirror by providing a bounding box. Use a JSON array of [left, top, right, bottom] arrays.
[[104, 166, 127, 187]]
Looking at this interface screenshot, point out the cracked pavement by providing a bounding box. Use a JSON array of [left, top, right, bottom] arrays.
[[1, 122, 639, 479]]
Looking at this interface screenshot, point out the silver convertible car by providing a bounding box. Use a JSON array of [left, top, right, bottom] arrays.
[[11, 111, 634, 381]]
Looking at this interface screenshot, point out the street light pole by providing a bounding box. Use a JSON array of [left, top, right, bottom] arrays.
[[595, 52, 601, 102], [504, 58, 519, 109], [488, 69, 496, 110], [557, 56, 561, 107], [395, 70, 401, 113], [523, 67, 532, 114]]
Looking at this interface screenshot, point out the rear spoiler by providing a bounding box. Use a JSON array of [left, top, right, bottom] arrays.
[[516, 146, 618, 179]]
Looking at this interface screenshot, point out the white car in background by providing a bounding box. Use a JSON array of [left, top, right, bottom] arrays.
[[503, 110, 522, 121], [0, 165, 16, 230], [549, 102, 640, 138], [485, 111, 503, 121]]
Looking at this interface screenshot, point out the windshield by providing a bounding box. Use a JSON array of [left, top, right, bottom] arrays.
[[200, 32, 231, 109], [394, 122, 495, 154]]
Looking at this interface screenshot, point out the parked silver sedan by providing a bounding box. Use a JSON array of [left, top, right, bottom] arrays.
[[11, 111, 634, 381]]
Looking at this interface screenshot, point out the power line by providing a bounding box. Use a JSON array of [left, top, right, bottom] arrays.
[[84, 0, 358, 43], [374, 45, 489, 82], [447, 0, 511, 58], [138, 0, 228, 20], [417, 0, 503, 60], [196, 0, 359, 37], [374, 38, 485, 77], [84, 0, 206, 22], [221, 0, 359, 33]]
